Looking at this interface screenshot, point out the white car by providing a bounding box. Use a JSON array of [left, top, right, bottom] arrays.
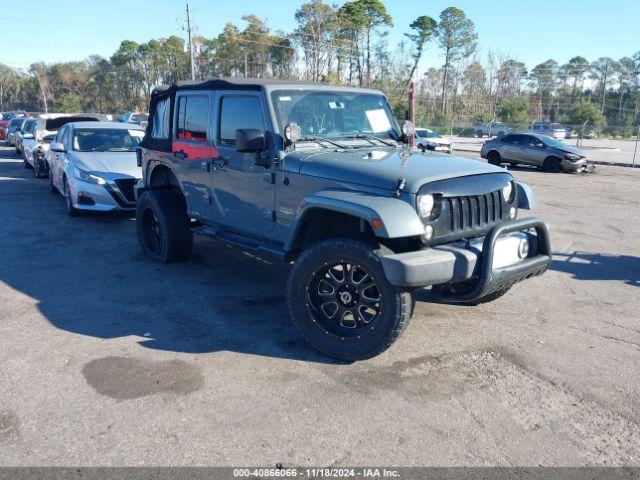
[[415, 128, 452, 154], [22, 119, 57, 172], [47, 121, 145, 216]]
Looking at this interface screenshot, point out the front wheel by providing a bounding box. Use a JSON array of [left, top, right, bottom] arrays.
[[487, 151, 502, 166], [136, 189, 193, 263], [287, 238, 413, 361], [543, 157, 561, 173], [63, 177, 78, 216]]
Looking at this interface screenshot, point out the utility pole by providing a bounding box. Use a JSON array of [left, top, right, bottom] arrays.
[[185, 3, 195, 81]]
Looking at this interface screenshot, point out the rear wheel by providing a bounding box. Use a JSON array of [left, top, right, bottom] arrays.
[[476, 130, 483, 138], [287, 237, 413, 361], [543, 156, 561, 173], [23, 156, 32, 169], [487, 150, 502, 166], [136, 189, 193, 263]]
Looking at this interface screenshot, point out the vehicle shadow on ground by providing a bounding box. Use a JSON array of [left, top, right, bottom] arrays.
[[0, 153, 341, 365], [551, 251, 640, 286]]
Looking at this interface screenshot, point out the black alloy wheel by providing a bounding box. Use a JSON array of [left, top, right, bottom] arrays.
[[306, 261, 383, 337], [142, 209, 163, 256]]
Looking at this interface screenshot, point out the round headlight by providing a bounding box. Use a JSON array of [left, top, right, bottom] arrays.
[[502, 182, 514, 202], [418, 194, 435, 217]]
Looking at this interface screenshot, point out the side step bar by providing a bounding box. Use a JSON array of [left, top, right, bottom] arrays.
[[192, 225, 287, 262]]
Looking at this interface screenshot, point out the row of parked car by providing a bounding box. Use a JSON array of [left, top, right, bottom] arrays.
[[0, 111, 146, 214], [0, 78, 554, 361]]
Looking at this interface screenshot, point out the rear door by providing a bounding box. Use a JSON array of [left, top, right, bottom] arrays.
[[499, 134, 519, 160], [172, 92, 218, 220]]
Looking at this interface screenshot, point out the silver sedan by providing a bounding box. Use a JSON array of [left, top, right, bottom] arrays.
[[46, 121, 144, 215], [480, 133, 589, 173]]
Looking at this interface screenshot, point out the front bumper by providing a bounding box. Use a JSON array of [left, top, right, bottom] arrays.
[[380, 218, 551, 302], [68, 177, 137, 212], [561, 158, 589, 173]]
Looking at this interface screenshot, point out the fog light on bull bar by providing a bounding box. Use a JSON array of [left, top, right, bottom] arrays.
[[509, 207, 517, 219], [424, 225, 434, 239], [517, 237, 529, 259]]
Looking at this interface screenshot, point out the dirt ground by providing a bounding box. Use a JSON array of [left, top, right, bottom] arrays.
[[0, 146, 639, 466]]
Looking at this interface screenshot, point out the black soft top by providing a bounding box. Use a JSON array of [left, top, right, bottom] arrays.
[[142, 77, 330, 151], [151, 77, 322, 96], [45, 116, 100, 130]]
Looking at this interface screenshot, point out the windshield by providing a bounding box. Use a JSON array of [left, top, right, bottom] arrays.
[[270, 90, 399, 140], [539, 135, 566, 148], [9, 119, 23, 127], [131, 114, 148, 122], [72, 128, 144, 152], [416, 129, 439, 138]]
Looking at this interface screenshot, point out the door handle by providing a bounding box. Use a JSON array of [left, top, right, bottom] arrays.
[[173, 149, 188, 160]]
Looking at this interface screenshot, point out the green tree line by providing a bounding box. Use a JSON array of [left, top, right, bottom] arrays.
[[1, 0, 639, 136]]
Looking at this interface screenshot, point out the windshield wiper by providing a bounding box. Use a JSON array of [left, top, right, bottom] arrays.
[[340, 134, 398, 147], [299, 136, 349, 149]]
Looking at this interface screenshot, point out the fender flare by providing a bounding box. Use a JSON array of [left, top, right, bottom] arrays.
[[515, 181, 537, 210], [283, 190, 425, 251], [146, 159, 179, 187]]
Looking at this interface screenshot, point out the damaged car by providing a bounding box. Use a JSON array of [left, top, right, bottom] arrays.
[[481, 132, 590, 173]]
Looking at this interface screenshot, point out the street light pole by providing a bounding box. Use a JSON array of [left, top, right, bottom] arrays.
[[633, 125, 639, 167]]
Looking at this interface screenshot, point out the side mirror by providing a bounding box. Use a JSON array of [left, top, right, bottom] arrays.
[[401, 120, 415, 144], [23, 133, 34, 139], [236, 129, 266, 153], [50, 142, 66, 153]]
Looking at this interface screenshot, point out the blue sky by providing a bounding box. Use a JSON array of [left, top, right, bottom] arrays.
[[1, 0, 638, 71]]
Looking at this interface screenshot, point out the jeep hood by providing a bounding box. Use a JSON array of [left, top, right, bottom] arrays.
[[292, 148, 506, 193]]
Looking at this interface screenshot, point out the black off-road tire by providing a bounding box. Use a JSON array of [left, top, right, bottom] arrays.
[[136, 189, 193, 263], [430, 284, 512, 306], [287, 237, 414, 361], [487, 150, 501, 166], [543, 156, 561, 173]]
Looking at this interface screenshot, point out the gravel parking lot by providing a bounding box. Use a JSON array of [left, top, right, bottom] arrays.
[[1, 145, 639, 466]]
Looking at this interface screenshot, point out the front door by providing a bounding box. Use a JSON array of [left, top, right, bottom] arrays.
[[172, 92, 216, 220], [211, 92, 275, 235]]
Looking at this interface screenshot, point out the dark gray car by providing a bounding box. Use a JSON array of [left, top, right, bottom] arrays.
[[134, 78, 552, 361], [480, 133, 588, 173]]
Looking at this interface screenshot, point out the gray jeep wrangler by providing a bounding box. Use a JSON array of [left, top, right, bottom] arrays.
[[135, 78, 551, 361]]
